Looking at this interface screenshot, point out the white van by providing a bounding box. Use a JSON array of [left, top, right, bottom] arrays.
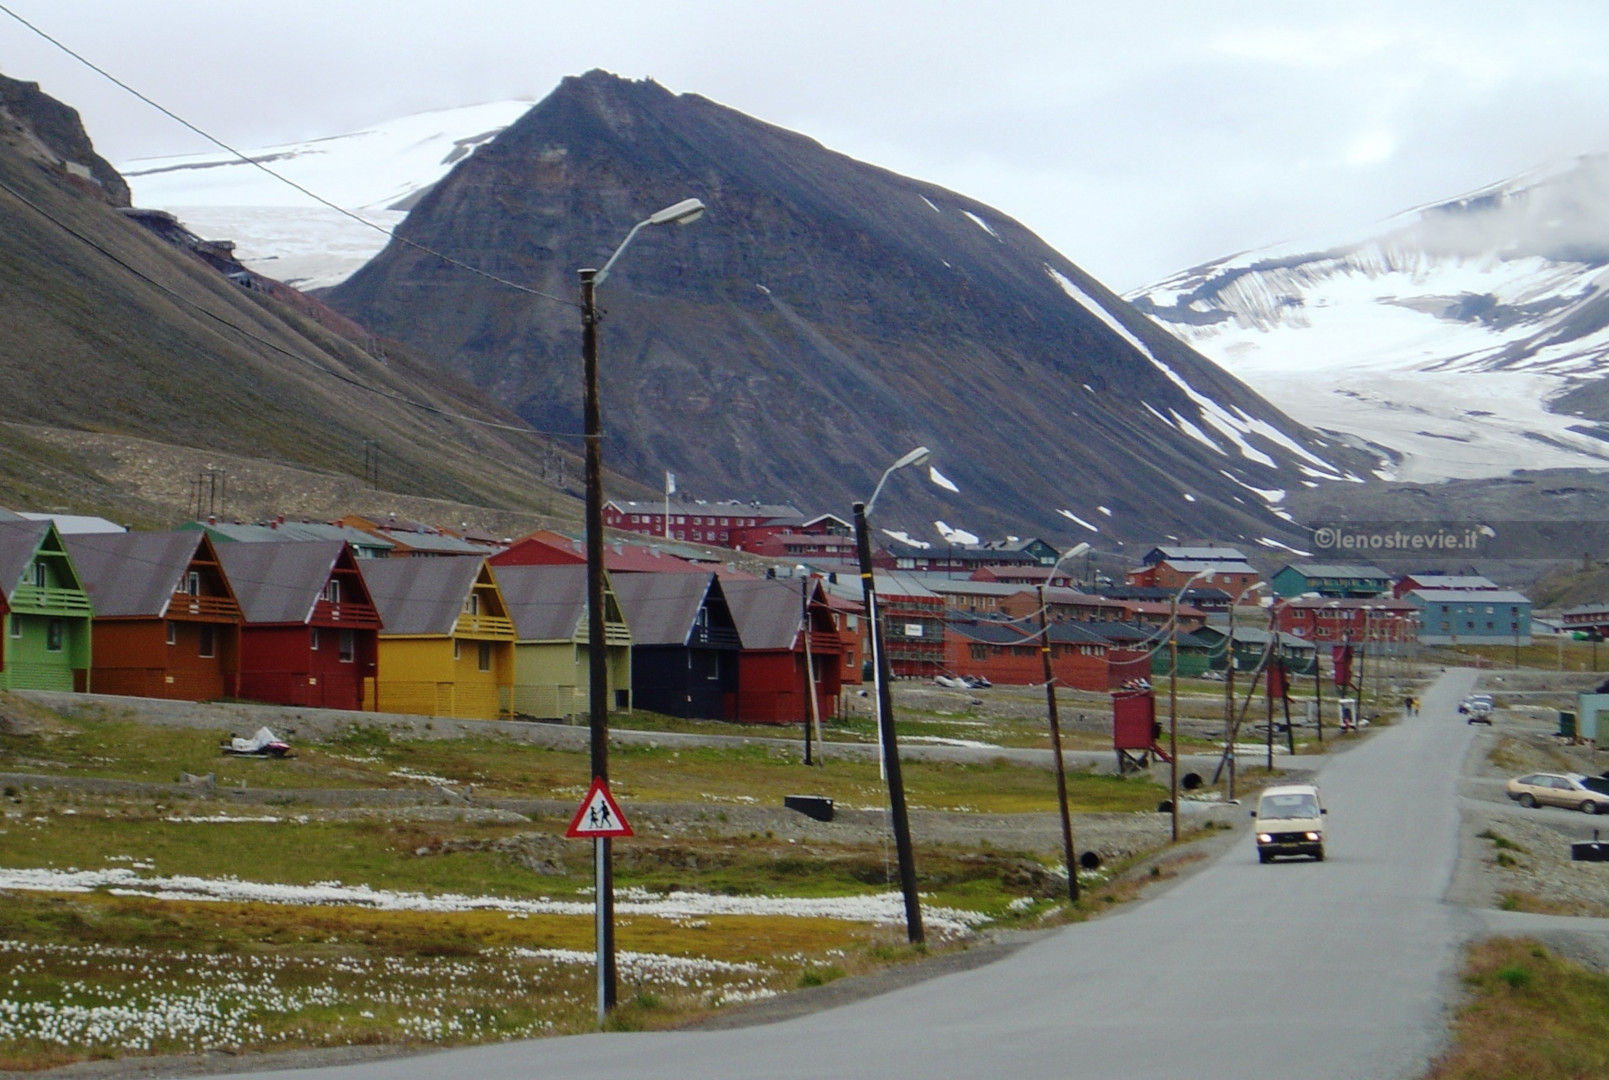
[[1252, 783, 1326, 863]]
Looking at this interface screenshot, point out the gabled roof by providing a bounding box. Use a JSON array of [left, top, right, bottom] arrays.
[[722, 578, 819, 650], [1400, 574, 1500, 591], [611, 572, 719, 647], [64, 531, 215, 618], [360, 557, 490, 636], [193, 519, 395, 552], [1406, 589, 1531, 604], [611, 498, 805, 523], [216, 540, 346, 625], [17, 512, 124, 534], [1145, 545, 1249, 563], [1279, 563, 1391, 579], [0, 520, 52, 601], [945, 618, 1034, 646], [492, 563, 608, 642]]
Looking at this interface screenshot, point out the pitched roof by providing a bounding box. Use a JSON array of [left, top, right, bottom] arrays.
[[611, 572, 717, 647], [611, 499, 804, 522], [360, 557, 489, 636], [945, 618, 1034, 645], [492, 563, 590, 641], [216, 540, 344, 625], [722, 578, 812, 650], [17, 512, 125, 534], [1406, 589, 1531, 604], [1280, 563, 1391, 579], [64, 531, 208, 617], [1148, 545, 1249, 561], [0, 520, 51, 601], [197, 520, 395, 552], [1400, 574, 1500, 590]]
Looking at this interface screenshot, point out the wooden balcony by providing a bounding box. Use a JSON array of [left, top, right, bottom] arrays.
[[9, 585, 93, 617], [455, 613, 516, 639], [312, 599, 381, 628], [167, 594, 242, 621]]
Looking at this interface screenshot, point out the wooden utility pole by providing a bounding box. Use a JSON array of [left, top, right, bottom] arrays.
[[1037, 584, 1079, 902]]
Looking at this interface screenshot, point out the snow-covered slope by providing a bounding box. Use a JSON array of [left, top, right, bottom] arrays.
[[1128, 155, 1609, 482], [119, 101, 533, 289]]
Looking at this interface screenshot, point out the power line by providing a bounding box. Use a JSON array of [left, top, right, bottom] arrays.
[[0, 2, 577, 312], [0, 173, 585, 440]]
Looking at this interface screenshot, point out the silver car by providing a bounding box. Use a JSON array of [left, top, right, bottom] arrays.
[[1506, 772, 1609, 814]]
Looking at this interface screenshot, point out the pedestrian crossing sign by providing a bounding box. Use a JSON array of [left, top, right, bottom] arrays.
[[565, 777, 633, 838]]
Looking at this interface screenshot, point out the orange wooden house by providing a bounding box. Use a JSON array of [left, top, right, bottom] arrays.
[[64, 531, 243, 701]]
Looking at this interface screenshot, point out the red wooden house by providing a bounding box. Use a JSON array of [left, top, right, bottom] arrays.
[[722, 577, 843, 724], [216, 540, 380, 710], [944, 618, 1150, 691], [65, 531, 243, 701]]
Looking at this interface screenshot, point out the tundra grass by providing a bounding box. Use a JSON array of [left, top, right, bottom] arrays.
[[1, 715, 1167, 815], [1426, 938, 1609, 1079], [0, 891, 915, 1070]]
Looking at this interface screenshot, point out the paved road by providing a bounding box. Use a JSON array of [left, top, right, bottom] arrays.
[[230, 668, 1543, 1080]]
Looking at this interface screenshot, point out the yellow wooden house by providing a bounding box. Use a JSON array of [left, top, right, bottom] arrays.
[[359, 557, 514, 720]]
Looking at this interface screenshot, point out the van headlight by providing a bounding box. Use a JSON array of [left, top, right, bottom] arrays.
[[1257, 834, 1273, 844], [1305, 832, 1320, 841]]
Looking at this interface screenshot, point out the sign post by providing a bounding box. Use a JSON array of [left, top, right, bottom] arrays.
[[566, 777, 633, 1024]]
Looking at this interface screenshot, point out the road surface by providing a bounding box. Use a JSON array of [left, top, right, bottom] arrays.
[[228, 668, 1576, 1080]]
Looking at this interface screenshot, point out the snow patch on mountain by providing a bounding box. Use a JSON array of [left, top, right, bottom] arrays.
[[1129, 153, 1609, 482], [120, 100, 534, 289]]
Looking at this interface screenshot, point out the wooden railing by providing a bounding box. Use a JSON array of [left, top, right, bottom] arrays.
[[8, 585, 93, 616], [167, 594, 241, 620], [454, 613, 516, 638], [312, 599, 381, 628]]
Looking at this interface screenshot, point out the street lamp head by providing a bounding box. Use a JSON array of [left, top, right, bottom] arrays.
[[893, 446, 932, 471], [1061, 542, 1092, 562], [649, 197, 706, 226]]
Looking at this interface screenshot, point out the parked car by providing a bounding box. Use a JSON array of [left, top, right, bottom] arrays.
[[1460, 694, 1495, 724], [1251, 783, 1327, 863], [1506, 772, 1609, 814], [962, 675, 992, 689], [933, 675, 970, 689]]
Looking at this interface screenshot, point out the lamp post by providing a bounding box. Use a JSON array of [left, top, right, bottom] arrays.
[[1036, 542, 1091, 902], [853, 446, 931, 944], [580, 195, 704, 1020], [1169, 570, 1211, 841]]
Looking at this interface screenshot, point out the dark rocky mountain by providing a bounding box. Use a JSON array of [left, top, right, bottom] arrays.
[[0, 71, 568, 526], [328, 71, 1376, 551]]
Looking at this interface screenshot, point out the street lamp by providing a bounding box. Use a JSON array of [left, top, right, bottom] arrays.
[[580, 195, 704, 1020], [853, 445, 931, 944], [1169, 569, 1211, 841], [1035, 541, 1091, 902]]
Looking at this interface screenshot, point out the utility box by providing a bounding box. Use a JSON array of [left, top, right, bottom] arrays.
[[784, 794, 834, 822]]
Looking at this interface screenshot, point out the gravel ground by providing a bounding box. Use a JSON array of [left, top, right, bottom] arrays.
[[1447, 672, 1609, 971]]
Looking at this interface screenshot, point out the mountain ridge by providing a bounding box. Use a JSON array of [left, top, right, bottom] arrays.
[[326, 70, 1375, 551]]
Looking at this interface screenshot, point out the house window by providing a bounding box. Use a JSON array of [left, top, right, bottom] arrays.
[[464, 593, 480, 616], [198, 625, 215, 658], [970, 644, 988, 661], [45, 619, 63, 652], [339, 630, 355, 663], [186, 571, 200, 596], [326, 579, 341, 604], [478, 642, 491, 672], [310, 628, 320, 651], [706, 652, 721, 680], [166, 622, 177, 646], [33, 562, 45, 588], [453, 640, 461, 661], [8, 614, 20, 638]]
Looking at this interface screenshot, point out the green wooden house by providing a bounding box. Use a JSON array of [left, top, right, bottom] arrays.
[[492, 563, 632, 720], [0, 520, 94, 692]]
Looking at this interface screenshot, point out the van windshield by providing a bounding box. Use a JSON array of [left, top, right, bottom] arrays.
[[1259, 793, 1319, 819]]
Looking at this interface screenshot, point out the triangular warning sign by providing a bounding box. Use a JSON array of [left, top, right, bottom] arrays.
[[565, 777, 633, 838]]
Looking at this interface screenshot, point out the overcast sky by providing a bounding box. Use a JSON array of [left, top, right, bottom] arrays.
[[5, 0, 1609, 291]]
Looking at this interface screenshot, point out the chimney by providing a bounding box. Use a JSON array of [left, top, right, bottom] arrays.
[[277, 515, 285, 525], [207, 515, 216, 526]]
